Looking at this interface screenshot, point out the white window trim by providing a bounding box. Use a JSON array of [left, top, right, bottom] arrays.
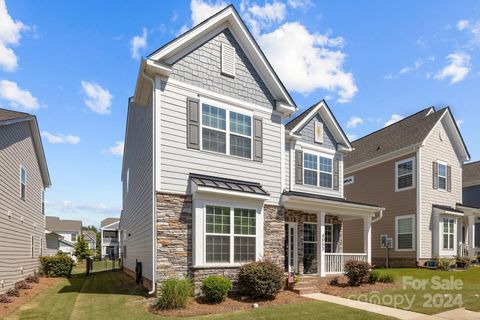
[[442, 217, 455, 251], [395, 214, 415, 251], [344, 176, 354, 186], [41, 190, 45, 215], [199, 97, 253, 160], [302, 150, 334, 190], [126, 168, 130, 194], [395, 157, 415, 192], [437, 160, 447, 192], [20, 165, 27, 200], [193, 195, 264, 268], [303, 222, 317, 257], [31, 235, 34, 258]]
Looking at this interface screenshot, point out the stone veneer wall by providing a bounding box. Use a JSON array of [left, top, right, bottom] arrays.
[[156, 193, 285, 291]]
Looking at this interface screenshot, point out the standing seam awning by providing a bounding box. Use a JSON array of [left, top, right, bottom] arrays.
[[190, 173, 270, 196]]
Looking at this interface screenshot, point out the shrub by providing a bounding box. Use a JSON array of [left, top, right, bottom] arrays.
[[6, 288, 20, 297], [237, 260, 284, 299], [377, 271, 395, 283], [40, 256, 74, 277], [15, 280, 32, 290], [344, 260, 371, 287], [438, 258, 454, 271], [154, 278, 192, 310], [0, 294, 13, 303], [456, 256, 470, 268], [329, 276, 339, 285], [26, 274, 40, 284], [369, 270, 379, 284], [201, 276, 232, 303]]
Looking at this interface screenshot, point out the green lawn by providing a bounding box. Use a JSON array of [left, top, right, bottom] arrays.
[[5, 267, 393, 320], [346, 266, 480, 315]]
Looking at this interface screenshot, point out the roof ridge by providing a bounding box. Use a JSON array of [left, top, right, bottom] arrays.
[[352, 106, 435, 144], [284, 101, 320, 127]]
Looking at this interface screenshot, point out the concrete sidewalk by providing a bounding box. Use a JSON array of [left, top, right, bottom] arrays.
[[302, 293, 480, 320]]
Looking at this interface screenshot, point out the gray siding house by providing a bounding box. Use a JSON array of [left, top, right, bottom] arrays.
[[100, 218, 120, 259], [0, 108, 51, 293], [463, 161, 480, 249], [120, 5, 382, 292], [45, 216, 82, 258]]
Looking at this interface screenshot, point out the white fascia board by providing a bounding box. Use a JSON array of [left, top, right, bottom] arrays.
[[433, 207, 464, 217], [281, 195, 384, 215]]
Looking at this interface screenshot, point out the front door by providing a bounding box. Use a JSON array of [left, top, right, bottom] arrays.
[[284, 222, 298, 273]]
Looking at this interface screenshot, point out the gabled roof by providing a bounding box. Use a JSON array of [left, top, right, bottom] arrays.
[[83, 230, 97, 242], [143, 5, 296, 115], [0, 108, 51, 188], [345, 107, 470, 169], [46, 216, 82, 232], [101, 217, 120, 228], [285, 100, 352, 151], [463, 160, 480, 187]]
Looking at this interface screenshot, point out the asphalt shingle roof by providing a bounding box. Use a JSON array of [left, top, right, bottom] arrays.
[[344, 107, 447, 168], [101, 218, 120, 228], [46, 216, 82, 232], [0, 108, 31, 122], [463, 161, 480, 186]]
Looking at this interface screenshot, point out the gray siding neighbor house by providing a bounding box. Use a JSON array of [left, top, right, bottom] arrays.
[[0, 108, 51, 293], [120, 5, 382, 293], [463, 161, 480, 248]]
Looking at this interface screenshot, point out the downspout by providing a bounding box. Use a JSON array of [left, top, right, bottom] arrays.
[[372, 209, 383, 223], [142, 62, 157, 295]]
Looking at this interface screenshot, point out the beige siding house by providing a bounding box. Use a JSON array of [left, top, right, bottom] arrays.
[[343, 107, 475, 267], [0, 108, 51, 293], [120, 5, 382, 293]]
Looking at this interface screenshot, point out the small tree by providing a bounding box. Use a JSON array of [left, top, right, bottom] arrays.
[[95, 232, 101, 258], [73, 234, 89, 262]]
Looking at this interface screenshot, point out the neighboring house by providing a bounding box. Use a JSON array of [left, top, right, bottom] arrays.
[[0, 108, 51, 293], [120, 5, 382, 292], [44, 230, 63, 256], [45, 216, 82, 257], [343, 107, 474, 267], [83, 230, 97, 252], [462, 161, 480, 251], [100, 218, 120, 259]]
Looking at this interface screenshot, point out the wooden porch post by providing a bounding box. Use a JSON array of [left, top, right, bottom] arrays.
[[468, 215, 476, 259], [363, 216, 372, 264], [318, 212, 326, 277]]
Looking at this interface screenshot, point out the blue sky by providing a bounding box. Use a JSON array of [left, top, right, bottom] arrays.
[[1, 0, 479, 226]]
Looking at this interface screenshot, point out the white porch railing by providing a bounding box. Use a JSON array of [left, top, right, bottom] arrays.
[[458, 243, 470, 258], [325, 253, 368, 274]]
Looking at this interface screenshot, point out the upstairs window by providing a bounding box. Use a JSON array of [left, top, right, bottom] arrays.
[[201, 102, 252, 159], [41, 190, 45, 214], [303, 153, 333, 189], [20, 166, 27, 200], [71, 233, 76, 242], [438, 162, 447, 190], [396, 158, 414, 191]]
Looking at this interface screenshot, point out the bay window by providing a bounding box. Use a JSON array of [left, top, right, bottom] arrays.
[[303, 152, 333, 188]]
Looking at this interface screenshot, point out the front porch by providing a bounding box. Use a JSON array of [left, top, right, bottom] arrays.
[[281, 191, 384, 277], [457, 204, 480, 259]]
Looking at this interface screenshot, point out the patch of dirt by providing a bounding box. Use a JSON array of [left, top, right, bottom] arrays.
[[313, 275, 400, 296], [149, 290, 312, 317], [0, 277, 62, 319]]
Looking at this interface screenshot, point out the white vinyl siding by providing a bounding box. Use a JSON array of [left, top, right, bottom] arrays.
[[395, 215, 414, 251], [395, 158, 415, 191]]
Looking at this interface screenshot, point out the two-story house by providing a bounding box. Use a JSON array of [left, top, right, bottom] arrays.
[[0, 108, 51, 293], [100, 218, 119, 259], [45, 216, 82, 258], [120, 5, 382, 292], [462, 161, 480, 254], [343, 107, 473, 267]]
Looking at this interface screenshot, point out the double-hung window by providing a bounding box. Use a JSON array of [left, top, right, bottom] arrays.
[[438, 162, 447, 191], [443, 218, 455, 250], [303, 152, 333, 188], [396, 158, 414, 191], [205, 205, 256, 264], [303, 223, 317, 258], [201, 102, 252, 159], [20, 166, 26, 200], [395, 215, 414, 250]]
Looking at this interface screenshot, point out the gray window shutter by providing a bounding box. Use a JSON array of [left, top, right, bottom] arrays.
[[333, 159, 340, 190], [447, 165, 452, 192], [253, 116, 263, 162], [433, 161, 438, 189], [295, 150, 303, 184], [187, 97, 200, 149]]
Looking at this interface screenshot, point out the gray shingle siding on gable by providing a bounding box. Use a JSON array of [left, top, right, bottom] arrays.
[[299, 114, 337, 150], [170, 28, 276, 109]]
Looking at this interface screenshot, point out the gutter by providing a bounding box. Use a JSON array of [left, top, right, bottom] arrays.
[[372, 209, 383, 223], [141, 63, 157, 296]]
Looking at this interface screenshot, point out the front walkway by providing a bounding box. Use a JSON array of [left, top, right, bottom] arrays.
[[303, 293, 480, 320]]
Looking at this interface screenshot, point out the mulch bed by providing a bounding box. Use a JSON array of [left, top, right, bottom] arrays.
[[149, 290, 312, 317], [0, 277, 62, 319], [313, 275, 400, 296]]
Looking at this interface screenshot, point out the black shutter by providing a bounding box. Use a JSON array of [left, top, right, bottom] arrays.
[[447, 165, 452, 192], [333, 159, 340, 190], [295, 150, 303, 184], [433, 161, 438, 189], [253, 116, 263, 162], [186, 97, 200, 149]]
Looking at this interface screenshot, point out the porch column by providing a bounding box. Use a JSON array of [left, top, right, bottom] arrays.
[[363, 216, 372, 264], [468, 215, 476, 259], [318, 212, 326, 277]]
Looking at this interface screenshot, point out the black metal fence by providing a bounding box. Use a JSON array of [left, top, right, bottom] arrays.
[[86, 255, 122, 275]]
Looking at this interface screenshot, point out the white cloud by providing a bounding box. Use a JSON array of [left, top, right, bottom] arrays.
[[190, 0, 227, 26], [457, 19, 470, 31], [0, 80, 39, 110], [399, 59, 423, 74], [258, 22, 357, 102], [456, 119, 464, 127], [46, 200, 121, 226], [0, 0, 27, 72], [130, 28, 148, 59], [346, 133, 358, 141], [103, 141, 124, 156], [41, 131, 80, 144], [346, 116, 363, 129], [287, 0, 313, 9], [434, 52, 471, 84], [81, 81, 113, 115], [244, 1, 286, 34], [384, 114, 404, 127]]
